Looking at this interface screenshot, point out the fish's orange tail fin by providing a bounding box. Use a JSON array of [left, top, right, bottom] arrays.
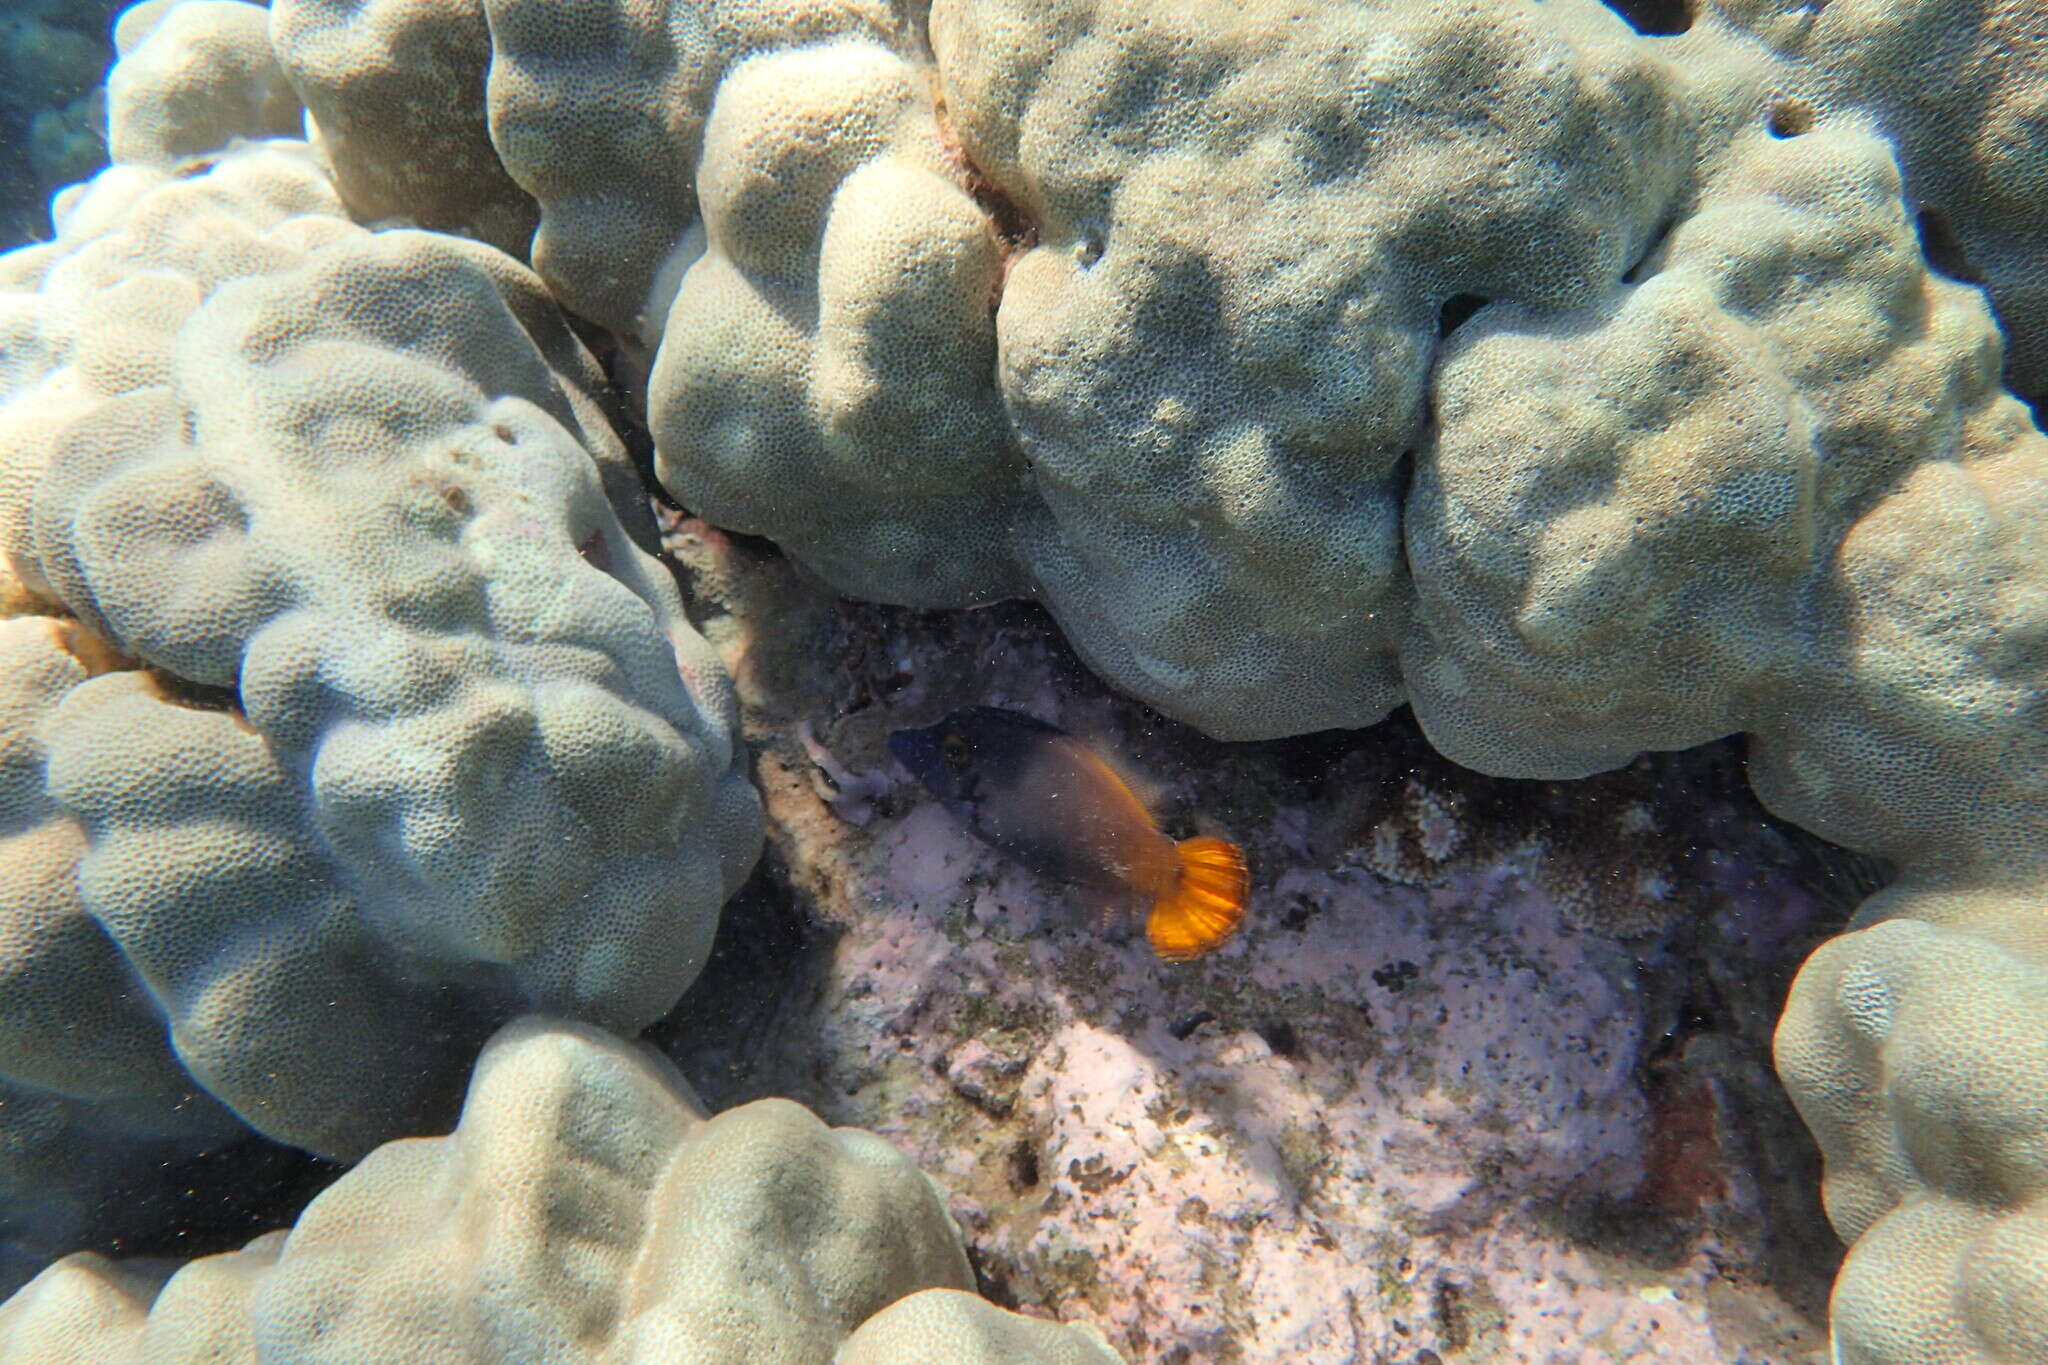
[[1146, 837, 1248, 962]]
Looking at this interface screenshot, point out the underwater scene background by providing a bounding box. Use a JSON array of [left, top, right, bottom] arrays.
[[0, 0, 122, 245], [0, 0, 2042, 1361]]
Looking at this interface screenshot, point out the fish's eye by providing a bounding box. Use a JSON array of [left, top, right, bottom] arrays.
[[941, 732, 971, 769]]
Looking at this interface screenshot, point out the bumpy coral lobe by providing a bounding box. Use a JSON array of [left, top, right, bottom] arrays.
[[940, 0, 1691, 736], [1405, 125, 2041, 804], [477, 0, 915, 338], [107, 0, 301, 168], [0, 618, 245, 1265], [648, 33, 1026, 607], [1688, 0, 2048, 410], [0, 144, 762, 1182], [1777, 887, 2048, 1365], [270, 0, 537, 255], [3, 0, 2047, 1359], [0, 1020, 1119, 1363]]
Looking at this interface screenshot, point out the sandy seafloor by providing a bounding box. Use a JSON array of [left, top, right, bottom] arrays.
[[646, 507, 1875, 1365]]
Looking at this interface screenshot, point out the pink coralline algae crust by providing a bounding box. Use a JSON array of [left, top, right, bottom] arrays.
[[659, 520, 1837, 1364], [816, 802, 1778, 1361]]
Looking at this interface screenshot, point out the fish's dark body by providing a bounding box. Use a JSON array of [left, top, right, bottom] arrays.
[[889, 708, 1248, 962], [887, 707, 1166, 895]]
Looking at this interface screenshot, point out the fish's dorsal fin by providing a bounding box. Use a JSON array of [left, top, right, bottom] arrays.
[[1063, 721, 1171, 819]]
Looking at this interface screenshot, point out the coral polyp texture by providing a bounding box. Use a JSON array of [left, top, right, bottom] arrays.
[[106, 0, 300, 169], [0, 138, 761, 1231], [0, 0, 2045, 1360], [0, 1017, 1123, 1364], [1776, 883, 2048, 1365], [268, 0, 537, 256], [0, 615, 246, 1272], [928, 0, 1693, 737], [649, 33, 1025, 606]]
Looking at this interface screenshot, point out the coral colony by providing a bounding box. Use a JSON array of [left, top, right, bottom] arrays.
[[0, 0, 2041, 1361]]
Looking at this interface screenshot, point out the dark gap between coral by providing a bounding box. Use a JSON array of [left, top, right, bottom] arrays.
[[643, 857, 835, 1113], [1603, 0, 1694, 35], [929, 94, 1037, 257], [90, 1136, 345, 1265], [143, 667, 243, 715], [1436, 293, 1488, 340], [1914, 206, 1986, 286], [1623, 216, 1678, 284], [954, 156, 1037, 254]]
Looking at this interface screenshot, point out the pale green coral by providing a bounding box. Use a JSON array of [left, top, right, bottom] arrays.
[[648, 35, 1025, 607], [0, 1019, 1121, 1365], [106, 0, 300, 167], [268, 0, 536, 255], [2, 1, 2046, 1359], [1778, 888, 2048, 1365], [1679, 0, 2048, 410], [0, 144, 761, 1174]]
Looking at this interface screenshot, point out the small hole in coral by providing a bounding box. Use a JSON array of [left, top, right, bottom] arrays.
[[1007, 1139, 1039, 1190], [577, 528, 614, 575], [1766, 100, 1814, 138], [1604, 0, 1692, 34], [1075, 231, 1104, 267], [1436, 293, 1488, 340], [1256, 1018, 1303, 1058]]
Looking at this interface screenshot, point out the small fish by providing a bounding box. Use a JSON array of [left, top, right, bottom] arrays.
[[888, 707, 1248, 961]]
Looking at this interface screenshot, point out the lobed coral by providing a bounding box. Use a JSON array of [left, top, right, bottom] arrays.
[[0, 1017, 1123, 1363], [648, 0, 1698, 737], [0, 134, 760, 1236], [1776, 886, 2048, 1365], [1681, 0, 2048, 413], [0, 0, 2042, 1359], [269, 0, 536, 256], [0, 613, 247, 1275], [107, 1, 301, 168]]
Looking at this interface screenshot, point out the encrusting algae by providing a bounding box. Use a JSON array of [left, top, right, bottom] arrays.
[[888, 708, 1248, 961]]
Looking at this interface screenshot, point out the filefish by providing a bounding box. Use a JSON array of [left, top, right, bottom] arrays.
[[888, 707, 1248, 961]]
